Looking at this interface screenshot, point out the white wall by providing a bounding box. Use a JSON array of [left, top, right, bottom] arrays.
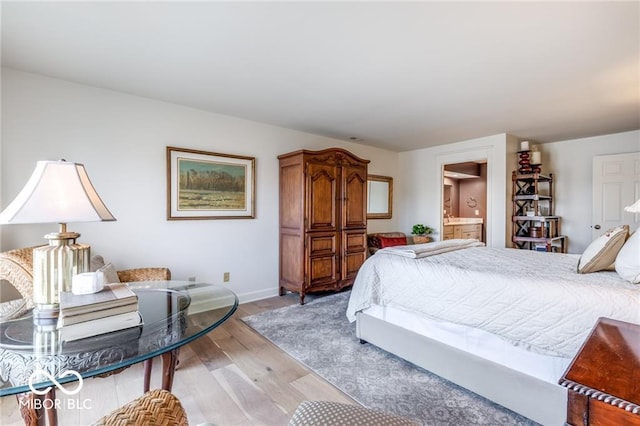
[[397, 134, 510, 247], [543, 130, 640, 253], [0, 68, 400, 302]]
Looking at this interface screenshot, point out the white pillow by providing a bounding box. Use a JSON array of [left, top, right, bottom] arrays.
[[615, 231, 640, 283], [577, 225, 629, 273], [97, 262, 120, 284]]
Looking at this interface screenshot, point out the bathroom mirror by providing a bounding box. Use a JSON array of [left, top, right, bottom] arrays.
[[367, 175, 393, 219]]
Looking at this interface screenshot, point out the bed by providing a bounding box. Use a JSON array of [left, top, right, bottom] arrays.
[[346, 240, 640, 425]]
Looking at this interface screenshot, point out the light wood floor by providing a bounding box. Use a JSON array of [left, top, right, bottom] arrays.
[[0, 293, 355, 425]]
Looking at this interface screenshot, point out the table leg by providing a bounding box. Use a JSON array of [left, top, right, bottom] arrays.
[[160, 349, 179, 391], [16, 388, 57, 426], [143, 359, 152, 393], [16, 392, 37, 426], [42, 388, 57, 426]]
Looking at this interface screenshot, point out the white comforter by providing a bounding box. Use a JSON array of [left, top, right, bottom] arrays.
[[346, 246, 640, 357]]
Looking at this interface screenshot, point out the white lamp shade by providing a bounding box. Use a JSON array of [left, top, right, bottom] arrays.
[[625, 199, 640, 213], [0, 160, 116, 224]]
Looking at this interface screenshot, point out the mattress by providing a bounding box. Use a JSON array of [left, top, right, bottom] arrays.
[[347, 246, 640, 358]]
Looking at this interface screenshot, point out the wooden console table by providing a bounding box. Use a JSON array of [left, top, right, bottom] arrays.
[[559, 317, 640, 425]]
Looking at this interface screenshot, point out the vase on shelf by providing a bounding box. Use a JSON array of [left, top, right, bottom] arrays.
[[518, 150, 532, 174]]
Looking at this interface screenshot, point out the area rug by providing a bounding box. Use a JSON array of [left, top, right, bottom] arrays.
[[242, 291, 538, 426]]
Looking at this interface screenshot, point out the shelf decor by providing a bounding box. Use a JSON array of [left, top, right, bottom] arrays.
[[530, 146, 542, 173], [517, 150, 532, 174], [518, 141, 543, 174], [411, 223, 433, 244], [166, 146, 255, 220], [511, 171, 567, 253]]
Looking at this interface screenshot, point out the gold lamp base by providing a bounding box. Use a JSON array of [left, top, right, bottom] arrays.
[[32, 225, 90, 318]]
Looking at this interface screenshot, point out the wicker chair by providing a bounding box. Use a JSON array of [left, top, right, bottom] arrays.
[[92, 389, 188, 426], [0, 245, 170, 312], [0, 245, 172, 393], [0, 246, 38, 315]]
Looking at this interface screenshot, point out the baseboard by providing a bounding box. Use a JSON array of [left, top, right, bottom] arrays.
[[236, 287, 280, 304]]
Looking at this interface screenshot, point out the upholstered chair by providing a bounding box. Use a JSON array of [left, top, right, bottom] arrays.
[[289, 401, 418, 426]]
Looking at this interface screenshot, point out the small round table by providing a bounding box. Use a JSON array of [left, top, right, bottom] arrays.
[[0, 280, 238, 425]]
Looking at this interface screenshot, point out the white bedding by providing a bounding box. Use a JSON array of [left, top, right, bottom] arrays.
[[346, 246, 640, 357], [376, 238, 485, 258]]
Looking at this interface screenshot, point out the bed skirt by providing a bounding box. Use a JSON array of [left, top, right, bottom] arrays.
[[355, 306, 569, 426]]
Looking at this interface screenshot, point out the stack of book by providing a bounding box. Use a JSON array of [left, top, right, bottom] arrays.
[[58, 283, 142, 342]]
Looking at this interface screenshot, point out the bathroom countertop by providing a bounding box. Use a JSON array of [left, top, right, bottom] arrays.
[[444, 218, 483, 226]]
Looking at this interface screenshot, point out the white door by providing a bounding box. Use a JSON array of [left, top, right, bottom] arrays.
[[592, 152, 640, 239]]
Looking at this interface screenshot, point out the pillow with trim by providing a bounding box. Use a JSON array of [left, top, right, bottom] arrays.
[[615, 230, 640, 283], [577, 225, 629, 274], [379, 236, 407, 248]]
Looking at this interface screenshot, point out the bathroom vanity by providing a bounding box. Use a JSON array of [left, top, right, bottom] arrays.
[[442, 218, 483, 242]]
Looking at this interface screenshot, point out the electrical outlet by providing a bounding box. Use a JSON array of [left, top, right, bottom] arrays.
[[223, 272, 230, 282]]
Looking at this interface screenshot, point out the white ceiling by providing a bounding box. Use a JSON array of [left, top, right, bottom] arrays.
[[2, 1, 639, 152]]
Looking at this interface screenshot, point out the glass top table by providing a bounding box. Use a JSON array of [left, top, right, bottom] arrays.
[[0, 280, 238, 397]]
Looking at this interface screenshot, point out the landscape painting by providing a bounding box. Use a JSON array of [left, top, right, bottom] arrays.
[[167, 146, 255, 219]]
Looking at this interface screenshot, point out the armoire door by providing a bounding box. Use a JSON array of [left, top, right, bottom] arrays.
[[306, 231, 338, 289], [306, 162, 338, 231], [306, 161, 339, 289], [341, 163, 368, 229], [340, 162, 368, 282], [341, 230, 367, 281]]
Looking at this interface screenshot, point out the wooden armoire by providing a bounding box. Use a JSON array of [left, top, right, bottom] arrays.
[[278, 148, 369, 304]]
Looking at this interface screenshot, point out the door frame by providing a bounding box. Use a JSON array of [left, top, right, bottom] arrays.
[[437, 147, 493, 246]]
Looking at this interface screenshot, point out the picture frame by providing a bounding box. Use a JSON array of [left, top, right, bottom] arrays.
[[166, 146, 255, 219]]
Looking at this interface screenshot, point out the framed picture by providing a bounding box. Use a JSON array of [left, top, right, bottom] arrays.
[[167, 146, 255, 219]]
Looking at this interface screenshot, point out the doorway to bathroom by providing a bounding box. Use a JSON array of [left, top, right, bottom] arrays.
[[442, 161, 487, 242]]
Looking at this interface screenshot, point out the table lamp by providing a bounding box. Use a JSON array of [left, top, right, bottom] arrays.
[[0, 160, 115, 317]]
